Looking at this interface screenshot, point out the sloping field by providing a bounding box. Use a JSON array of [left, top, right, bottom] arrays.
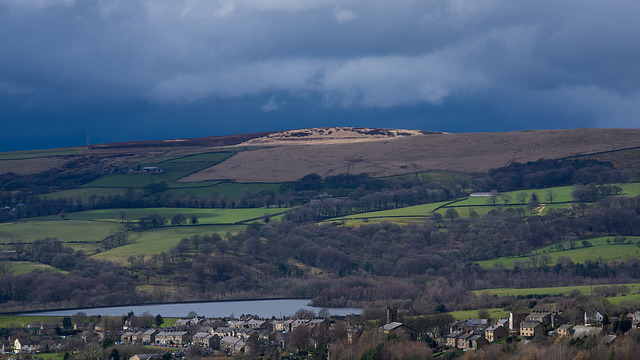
[[477, 236, 640, 268], [4, 261, 66, 275], [55, 207, 289, 224], [0, 220, 125, 249], [474, 283, 640, 297], [181, 129, 640, 183], [92, 224, 245, 263], [339, 202, 449, 219]]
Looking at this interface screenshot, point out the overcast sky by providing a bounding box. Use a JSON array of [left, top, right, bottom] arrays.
[[1, 0, 639, 151]]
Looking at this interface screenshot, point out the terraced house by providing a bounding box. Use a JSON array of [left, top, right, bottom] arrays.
[[155, 331, 189, 345]]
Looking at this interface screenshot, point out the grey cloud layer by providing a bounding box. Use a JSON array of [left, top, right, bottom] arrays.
[[2, 0, 640, 127]]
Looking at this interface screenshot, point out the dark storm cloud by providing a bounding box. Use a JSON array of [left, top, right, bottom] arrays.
[[1, 0, 639, 150]]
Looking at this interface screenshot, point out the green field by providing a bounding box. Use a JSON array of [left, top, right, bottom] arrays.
[[607, 293, 640, 305], [448, 308, 510, 321], [43, 151, 249, 200], [473, 283, 640, 298], [0, 220, 126, 248], [1, 207, 289, 258], [3, 261, 66, 275], [477, 236, 640, 268], [453, 186, 576, 207], [92, 224, 246, 263], [33, 353, 64, 360], [0, 316, 63, 328], [43, 187, 128, 200], [41, 207, 290, 225], [339, 201, 450, 220], [452, 183, 640, 208]]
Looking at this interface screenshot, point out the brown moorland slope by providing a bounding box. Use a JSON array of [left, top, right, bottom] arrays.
[[179, 128, 640, 183]]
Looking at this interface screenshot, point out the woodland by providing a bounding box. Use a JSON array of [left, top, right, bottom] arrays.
[[1, 158, 639, 318]]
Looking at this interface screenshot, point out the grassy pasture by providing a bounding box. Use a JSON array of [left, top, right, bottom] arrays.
[[33, 353, 64, 360], [339, 201, 449, 220], [473, 283, 640, 298], [448, 308, 510, 321], [0, 316, 63, 328], [3, 261, 66, 275], [44, 187, 127, 200], [620, 182, 640, 195], [454, 186, 577, 207], [51, 207, 290, 224], [608, 293, 640, 305], [433, 205, 501, 218], [0, 220, 126, 248], [44, 152, 236, 200], [476, 236, 640, 268], [92, 224, 245, 263]]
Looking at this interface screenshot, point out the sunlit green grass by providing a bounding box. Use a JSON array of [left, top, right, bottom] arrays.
[[477, 236, 640, 268], [608, 293, 640, 305], [91, 224, 246, 263], [33, 353, 64, 360], [5, 261, 66, 275], [45, 187, 128, 200], [473, 283, 640, 297], [42, 207, 289, 224], [0, 220, 126, 245], [339, 201, 449, 219], [448, 308, 510, 321], [0, 316, 63, 328]]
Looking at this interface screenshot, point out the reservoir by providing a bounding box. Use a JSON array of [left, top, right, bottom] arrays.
[[21, 299, 361, 318]]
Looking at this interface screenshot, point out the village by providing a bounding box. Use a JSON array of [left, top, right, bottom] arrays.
[[3, 304, 640, 360]]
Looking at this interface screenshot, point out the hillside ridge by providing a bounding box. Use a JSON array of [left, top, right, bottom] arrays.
[[180, 128, 640, 182]]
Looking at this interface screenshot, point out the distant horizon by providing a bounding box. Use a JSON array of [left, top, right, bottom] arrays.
[[1, 124, 626, 153]]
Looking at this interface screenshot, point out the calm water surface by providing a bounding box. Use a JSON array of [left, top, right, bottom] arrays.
[[21, 299, 361, 318]]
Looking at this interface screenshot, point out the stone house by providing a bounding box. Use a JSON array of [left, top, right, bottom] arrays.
[[129, 354, 161, 360], [155, 331, 189, 345], [520, 322, 544, 338], [468, 334, 489, 350], [445, 331, 463, 348], [485, 325, 508, 342], [557, 324, 573, 337], [193, 332, 220, 349], [525, 311, 551, 326], [142, 329, 159, 344], [382, 322, 419, 341], [220, 336, 245, 354]]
